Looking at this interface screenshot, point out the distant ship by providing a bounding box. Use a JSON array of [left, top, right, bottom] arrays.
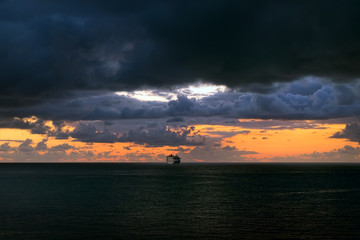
[[166, 154, 181, 164]]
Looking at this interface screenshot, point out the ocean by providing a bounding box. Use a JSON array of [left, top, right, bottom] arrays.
[[0, 163, 359, 239]]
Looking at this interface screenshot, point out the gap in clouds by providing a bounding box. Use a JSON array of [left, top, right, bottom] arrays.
[[1, 77, 360, 162], [116, 82, 228, 102], [2, 77, 360, 121]]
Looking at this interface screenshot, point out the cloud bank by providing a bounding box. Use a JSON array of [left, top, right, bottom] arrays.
[[2, 78, 360, 121], [2, 0, 360, 108]]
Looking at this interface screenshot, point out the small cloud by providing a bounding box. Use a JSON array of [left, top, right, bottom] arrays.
[[222, 145, 237, 151], [18, 139, 33, 152], [50, 143, 73, 152], [35, 139, 48, 151], [213, 142, 222, 147], [0, 143, 11, 152]]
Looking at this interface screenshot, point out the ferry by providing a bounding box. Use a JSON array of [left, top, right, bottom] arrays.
[[166, 154, 181, 164]]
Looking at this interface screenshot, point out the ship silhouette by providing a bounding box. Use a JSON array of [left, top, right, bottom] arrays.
[[166, 154, 181, 164]]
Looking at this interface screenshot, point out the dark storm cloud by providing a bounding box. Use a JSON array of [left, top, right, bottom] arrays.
[[68, 122, 206, 146], [2, 0, 360, 108], [0, 118, 38, 129], [118, 125, 205, 147], [331, 123, 360, 143], [5, 79, 360, 121], [69, 123, 118, 143], [0, 117, 52, 134], [3, 116, 206, 146]]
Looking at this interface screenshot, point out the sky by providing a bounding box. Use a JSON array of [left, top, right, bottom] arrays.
[[1, 0, 360, 162]]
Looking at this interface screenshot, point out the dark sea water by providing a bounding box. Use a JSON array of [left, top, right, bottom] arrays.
[[0, 163, 360, 240]]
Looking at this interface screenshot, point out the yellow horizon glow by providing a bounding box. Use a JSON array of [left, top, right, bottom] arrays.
[[194, 122, 358, 160]]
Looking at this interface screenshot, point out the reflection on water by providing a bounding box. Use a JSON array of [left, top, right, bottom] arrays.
[[0, 163, 359, 239]]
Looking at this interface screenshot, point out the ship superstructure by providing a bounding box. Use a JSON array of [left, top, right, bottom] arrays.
[[166, 154, 181, 164]]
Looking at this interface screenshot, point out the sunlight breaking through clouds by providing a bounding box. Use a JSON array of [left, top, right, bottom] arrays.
[[116, 83, 228, 102]]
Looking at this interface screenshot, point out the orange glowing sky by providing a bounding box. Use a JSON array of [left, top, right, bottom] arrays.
[[0, 119, 358, 162], [195, 121, 358, 158]]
